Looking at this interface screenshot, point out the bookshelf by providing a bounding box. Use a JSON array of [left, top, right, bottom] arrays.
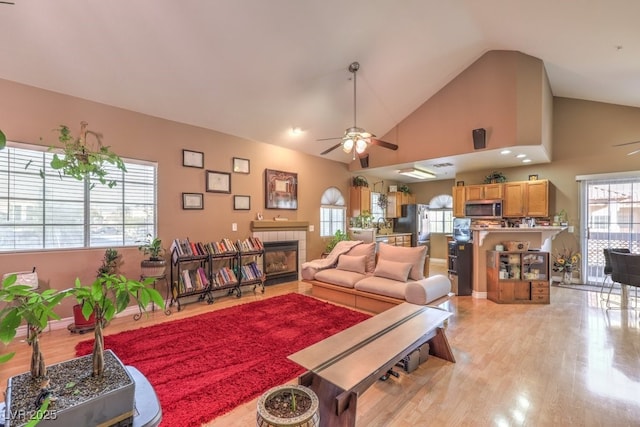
[[170, 238, 212, 311], [236, 238, 265, 295]]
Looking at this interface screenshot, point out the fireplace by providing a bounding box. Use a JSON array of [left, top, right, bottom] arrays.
[[263, 240, 299, 285]]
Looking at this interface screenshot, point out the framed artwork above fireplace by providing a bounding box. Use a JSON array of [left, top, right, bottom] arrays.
[[265, 168, 297, 210]]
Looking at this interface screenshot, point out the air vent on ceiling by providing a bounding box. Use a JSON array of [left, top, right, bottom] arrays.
[[431, 162, 454, 168]]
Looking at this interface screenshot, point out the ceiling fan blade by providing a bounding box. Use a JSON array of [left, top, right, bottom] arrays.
[[369, 138, 398, 151], [316, 136, 342, 141], [613, 140, 640, 147], [357, 152, 370, 168], [320, 142, 343, 155]]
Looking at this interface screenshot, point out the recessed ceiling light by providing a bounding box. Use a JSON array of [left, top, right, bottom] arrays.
[[522, 158, 532, 163], [397, 168, 436, 180], [500, 150, 511, 155], [290, 127, 303, 136], [516, 154, 526, 158]]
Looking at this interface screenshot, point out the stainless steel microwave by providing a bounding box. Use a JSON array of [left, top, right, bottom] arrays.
[[464, 199, 503, 219]]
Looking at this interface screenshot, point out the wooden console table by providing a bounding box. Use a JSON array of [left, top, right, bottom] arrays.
[[288, 303, 454, 427]]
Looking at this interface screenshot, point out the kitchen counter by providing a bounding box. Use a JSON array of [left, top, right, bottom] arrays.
[[375, 232, 412, 239]]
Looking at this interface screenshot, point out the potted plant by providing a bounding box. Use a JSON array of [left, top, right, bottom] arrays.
[[0, 128, 6, 150], [4, 274, 165, 427], [325, 230, 349, 254], [352, 175, 368, 187], [484, 171, 507, 183], [42, 121, 127, 189], [256, 384, 319, 427], [399, 184, 411, 195], [138, 233, 167, 277]]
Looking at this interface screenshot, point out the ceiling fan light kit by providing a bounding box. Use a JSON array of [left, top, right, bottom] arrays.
[[397, 167, 436, 180], [319, 61, 398, 163]]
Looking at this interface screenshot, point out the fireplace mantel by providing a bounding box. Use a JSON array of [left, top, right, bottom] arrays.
[[250, 220, 309, 231]]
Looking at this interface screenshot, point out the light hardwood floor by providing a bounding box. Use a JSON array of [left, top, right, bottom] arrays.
[[2, 261, 640, 426]]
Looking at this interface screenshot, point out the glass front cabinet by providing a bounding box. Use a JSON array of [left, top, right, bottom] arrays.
[[486, 251, 550, 304]]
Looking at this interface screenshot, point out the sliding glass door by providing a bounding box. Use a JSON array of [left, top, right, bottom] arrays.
[[580, 175, 640, 284]]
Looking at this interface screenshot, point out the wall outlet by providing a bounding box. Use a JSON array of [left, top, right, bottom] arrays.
[[309, 225, 314, 232], [232, 223, 237, 232]]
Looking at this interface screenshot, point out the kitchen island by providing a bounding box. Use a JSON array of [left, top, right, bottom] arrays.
[[470, 226, 566, 298]]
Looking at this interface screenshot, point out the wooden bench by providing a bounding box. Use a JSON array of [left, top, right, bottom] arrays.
[[288, 303, 454, 427]]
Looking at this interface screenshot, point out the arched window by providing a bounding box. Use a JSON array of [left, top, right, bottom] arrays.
[[428, 194, 453, 233], [320, 187, 346, 237]]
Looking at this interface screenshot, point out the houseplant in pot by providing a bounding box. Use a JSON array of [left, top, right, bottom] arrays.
[[138, 233, 167, 278], [4, 274, 165, 427], [256, 384, 319, 427]]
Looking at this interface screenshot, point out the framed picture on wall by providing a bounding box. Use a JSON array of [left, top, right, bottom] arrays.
[[232, 157, 250, 174], [206, 170, 231, 193], [182, 193, 203, 210], [182, 149, 204, 168], [233, 195, 251, 210], [265, 168, 297, 210]]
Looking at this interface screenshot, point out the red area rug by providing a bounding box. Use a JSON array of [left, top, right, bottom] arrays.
[[75, 293, 370, 426]]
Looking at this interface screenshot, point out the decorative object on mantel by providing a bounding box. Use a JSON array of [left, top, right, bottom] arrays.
[[182, 149, 204, 168], [265, 168, 298, 210], [274, 215, 289, 221], [232, 157, 250, 174], [44, 121, 127, 189], [399, 184, 411, 195], [352, 175, 368, 187], [484, 171, 507, 184], [256, 212, 264, 220]]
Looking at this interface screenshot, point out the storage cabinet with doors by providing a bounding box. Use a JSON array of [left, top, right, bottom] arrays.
[[376, 233, 412, 247], [385, 192, 416, 218], [464, 183, 503, 201], [349, 186, 371, 217], [502, 179, 549, 218], [452, 186, 465, 217], [486, 250, 550, 304]]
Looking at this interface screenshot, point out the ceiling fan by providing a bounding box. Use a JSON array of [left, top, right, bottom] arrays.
[[319, 61, 398, 162], [613, 140, 640, 156]]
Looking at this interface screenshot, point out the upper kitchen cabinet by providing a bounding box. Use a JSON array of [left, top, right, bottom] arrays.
[[350, 186, 371, 217], [465, 183, 503, 201], [386, 192, 416, 218], [452, 186, 466, 217], [503, 179, 549, 218]]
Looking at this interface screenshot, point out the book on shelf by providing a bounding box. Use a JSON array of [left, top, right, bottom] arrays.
[[181, 269, 193, 291]]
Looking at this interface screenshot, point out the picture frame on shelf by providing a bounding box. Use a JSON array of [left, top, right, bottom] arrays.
[[182, 149, 204, 168], [232, 157, 250, 174], [456, 181, 465, 186], [528, 174, 539, 181], [206, 170, 231, 193], [234, 195, 251, 210], [265, 168, 298, 210], [182, 192, 203, 210]]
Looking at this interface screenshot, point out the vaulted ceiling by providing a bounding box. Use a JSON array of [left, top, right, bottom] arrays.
[[1, 1, 639, 180]]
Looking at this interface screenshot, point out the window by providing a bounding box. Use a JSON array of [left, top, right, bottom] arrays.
[[428, 194, 453, 233], [370, 192, 386, 222], [319, 187, 346, 237], [0, 144, 157, 252]]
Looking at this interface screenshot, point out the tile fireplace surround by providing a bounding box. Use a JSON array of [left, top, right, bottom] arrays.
[[251, 220, 309, 280]]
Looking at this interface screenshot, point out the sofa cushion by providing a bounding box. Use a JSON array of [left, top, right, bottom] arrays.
[[373, 258, 412, 282], [405, 274, 452, 305], [378, 243, 427, 281], [314, 268, 367, 289], [354, 276, 407, 299], [336, 254, 366, 274], [346, 242, 376, 273]]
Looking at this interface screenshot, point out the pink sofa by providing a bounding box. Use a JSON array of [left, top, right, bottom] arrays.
[[302, 242, 452, 313]]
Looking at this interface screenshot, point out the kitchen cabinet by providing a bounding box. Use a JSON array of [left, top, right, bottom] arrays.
[[386, 192, 416, 218], [502, 179, 549, 218], [465, 183, 503, 200], [452, 186, 465, 217], [486, 250, 549, 304], [349, 186, 371, 217]]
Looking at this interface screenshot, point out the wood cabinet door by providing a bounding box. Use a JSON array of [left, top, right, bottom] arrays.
[[349, 187, 371, 217], [386, 193, 398, 218], [503, 182, 526, 217], [452, 186, 465, 217], [483, 183, 503, 199], [465, 185, 483, 200], [514, 282, 532, 300], [526, 180, 549, 217]]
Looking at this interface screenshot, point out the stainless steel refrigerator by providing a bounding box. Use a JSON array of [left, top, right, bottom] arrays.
[[392, 204, 430, 247]]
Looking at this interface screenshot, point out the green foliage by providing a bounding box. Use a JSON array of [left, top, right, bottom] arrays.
[[44, 122, 127, 189], [137, 234, 164, 260], [325, 230, 349, 253], [352, 175, 368, 187], [399, 184, 411, 195], [484, 171, 507, 183], [97, 248, 120, 277], [0, 129, 6, 150]]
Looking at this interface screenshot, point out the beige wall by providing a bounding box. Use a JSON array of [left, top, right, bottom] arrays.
[[0, 78, 352, 316]]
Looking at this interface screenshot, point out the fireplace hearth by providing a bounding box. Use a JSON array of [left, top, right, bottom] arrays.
[[263, 240, 299, 285]]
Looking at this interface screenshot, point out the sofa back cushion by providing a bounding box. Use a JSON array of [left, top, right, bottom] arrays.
[[377, 243, 427, 281], [346, 242, 376, 273], [373, 258, 413, 282], [336, 254, 367, 274]]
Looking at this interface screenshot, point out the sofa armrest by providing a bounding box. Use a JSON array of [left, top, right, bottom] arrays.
[[405, 274, 451, 305]]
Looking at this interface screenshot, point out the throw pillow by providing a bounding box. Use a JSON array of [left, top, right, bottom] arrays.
[[378, 243, 427, 281], [373, 258, 413, 282], [336, 254, 367, 274], [346, 242, 376, 272]]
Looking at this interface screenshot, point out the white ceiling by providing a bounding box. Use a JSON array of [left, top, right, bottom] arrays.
[[1, 1, 639, 182]]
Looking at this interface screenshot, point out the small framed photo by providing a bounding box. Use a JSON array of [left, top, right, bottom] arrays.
[[182, 149, 204, 168], [182, 192, 203, 210], [234, 195, 251, 210], [456, 181, 465, 187], [232, 157, 250, 174], [206, 170, 231, 193], [528, 174, 539, 181]]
